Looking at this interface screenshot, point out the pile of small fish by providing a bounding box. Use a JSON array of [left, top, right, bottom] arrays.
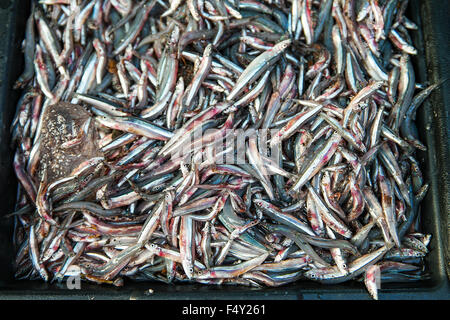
[[9, 0, 438, 299]]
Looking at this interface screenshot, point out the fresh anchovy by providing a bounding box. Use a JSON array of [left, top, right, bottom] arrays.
[[226, 39, 292, 101], [290, 132, 342, 193], [304, 244, 393, 284], [11, 0, 432, 299], [96, 116, 174, 140], [15, 2, 36, 88]]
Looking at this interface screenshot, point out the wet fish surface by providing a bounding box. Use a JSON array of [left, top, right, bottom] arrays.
[[9, 0, 435, 299]]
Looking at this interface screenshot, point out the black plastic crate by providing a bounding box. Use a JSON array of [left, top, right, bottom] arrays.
[[0, 0, 448, 299]]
